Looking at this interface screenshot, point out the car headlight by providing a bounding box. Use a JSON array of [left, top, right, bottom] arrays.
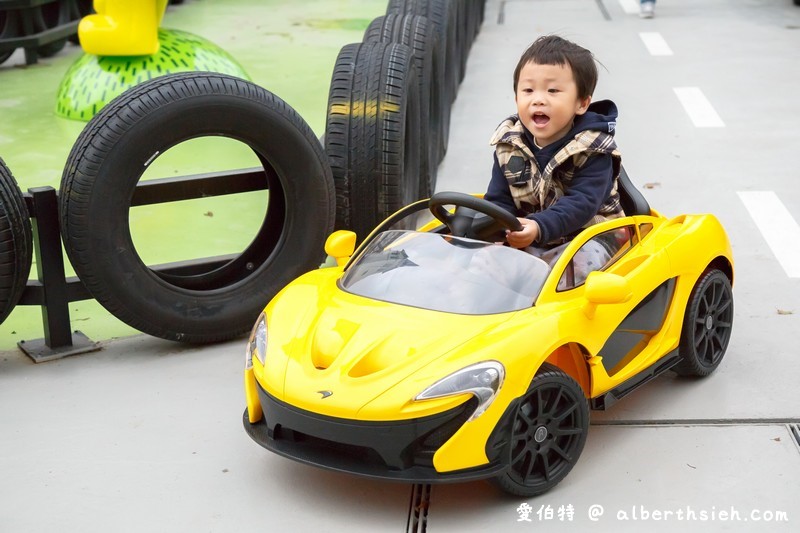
[[415, 361, 505, 421], [245, 312, 267, 369]]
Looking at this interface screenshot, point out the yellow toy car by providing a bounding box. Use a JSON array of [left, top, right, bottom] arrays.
[[242, 173, 734, 497]]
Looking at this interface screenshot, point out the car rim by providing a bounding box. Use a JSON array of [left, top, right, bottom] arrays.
[[691, 276, 733, 367], [508, 382, 585, 487]]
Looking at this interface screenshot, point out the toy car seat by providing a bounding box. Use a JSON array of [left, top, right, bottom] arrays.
[[617, 166, 651, 216]]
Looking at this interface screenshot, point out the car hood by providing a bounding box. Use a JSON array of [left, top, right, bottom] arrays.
[[263, 269, 517, 419]]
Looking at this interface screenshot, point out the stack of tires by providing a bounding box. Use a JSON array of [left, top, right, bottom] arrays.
[[1, 1, 487, 347], [0, 0, 93, 65], [325, 0, 486, 239]]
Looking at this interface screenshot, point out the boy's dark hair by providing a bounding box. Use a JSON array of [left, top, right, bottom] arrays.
[[513, 35, 598, 100]]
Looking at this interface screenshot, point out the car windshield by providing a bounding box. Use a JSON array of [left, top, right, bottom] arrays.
[[341, 230, 550, 314]]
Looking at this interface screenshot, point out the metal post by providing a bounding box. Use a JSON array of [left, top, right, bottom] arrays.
[[17, 187, 99, 362]]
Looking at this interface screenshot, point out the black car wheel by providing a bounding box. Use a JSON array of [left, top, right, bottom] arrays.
[[492, 363, 589, 497], [674, 269, 733, 377]]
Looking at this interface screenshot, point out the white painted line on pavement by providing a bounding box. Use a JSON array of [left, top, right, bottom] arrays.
[[639, 32, 673, 56], [618, 0, 640, 14], [673, 87, 725, 128], [738, 191, 800, 278]]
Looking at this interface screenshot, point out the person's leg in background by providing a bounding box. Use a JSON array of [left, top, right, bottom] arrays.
[[640, 0, 656, 18]]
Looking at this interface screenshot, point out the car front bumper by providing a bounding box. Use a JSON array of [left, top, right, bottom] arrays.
[[243, 383, 509, 483]]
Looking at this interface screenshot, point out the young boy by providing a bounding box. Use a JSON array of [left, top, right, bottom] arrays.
[[485, 35, 624, 258]]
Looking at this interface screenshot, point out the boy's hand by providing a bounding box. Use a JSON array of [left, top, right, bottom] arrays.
[[506, 218, 539, 249]]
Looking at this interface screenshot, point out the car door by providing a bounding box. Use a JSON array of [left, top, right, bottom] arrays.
[[535, 218, 675, 392]]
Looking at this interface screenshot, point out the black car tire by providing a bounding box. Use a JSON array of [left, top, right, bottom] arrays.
[[455, 0, 471, 83], [673, 269, 733, 377], [0, 10, 13, 65], [35, 2, 68, 58], [37, 39, 67, 58], [364, 13, 444, 196], [59, 72, 335, 343], [475, 0, 487, 33], [492, 363, 589, 497], [387, 0, 460, 107], [325, 41, 421, 240], [68, 0, 94, 44], [0, 158, 33, 325]]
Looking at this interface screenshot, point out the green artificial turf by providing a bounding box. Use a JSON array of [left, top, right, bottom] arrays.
[[0, 0, 387, 350]]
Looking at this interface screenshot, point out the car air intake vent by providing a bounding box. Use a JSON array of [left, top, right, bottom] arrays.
[[790, 424, 800, 449]]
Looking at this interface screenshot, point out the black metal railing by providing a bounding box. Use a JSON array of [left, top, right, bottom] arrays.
[[17, 167, 267, 361]]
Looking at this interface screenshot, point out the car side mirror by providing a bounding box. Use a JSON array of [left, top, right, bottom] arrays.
[[324, 230, 356, 266], [583, 271, 632, 319]]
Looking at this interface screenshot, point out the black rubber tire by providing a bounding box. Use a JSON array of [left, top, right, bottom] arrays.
[[0, 50, 13, 66], [0, 158, 33, 325], [363, 14, 384, 40], [673, 269, 733, 377], [387, 0, 460, 107], [325, 41, 422, 240], [75, 0, 94, 16], [492, 363, 589, 497], [467, 0, 483, 47], [364, 13, 444, 197], [37, 38, 67, 58], [475, 0, 487, 31], [0, 10, 13, 65], [59, 72, 335, 343], [67, 0, 94, 45], [455, 0, 472, 83], [35, 2, 68, 58]]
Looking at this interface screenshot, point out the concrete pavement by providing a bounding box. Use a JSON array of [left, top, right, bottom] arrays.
[[2, 1, 799, 531]]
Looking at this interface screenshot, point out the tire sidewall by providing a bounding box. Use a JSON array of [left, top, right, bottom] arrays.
[[0, 159, 33, 324]]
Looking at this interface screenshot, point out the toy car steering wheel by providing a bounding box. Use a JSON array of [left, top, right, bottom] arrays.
[[429, 192, 522, 241]]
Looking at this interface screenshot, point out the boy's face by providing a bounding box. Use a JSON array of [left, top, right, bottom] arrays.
[[515, 61, 591, 148]]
